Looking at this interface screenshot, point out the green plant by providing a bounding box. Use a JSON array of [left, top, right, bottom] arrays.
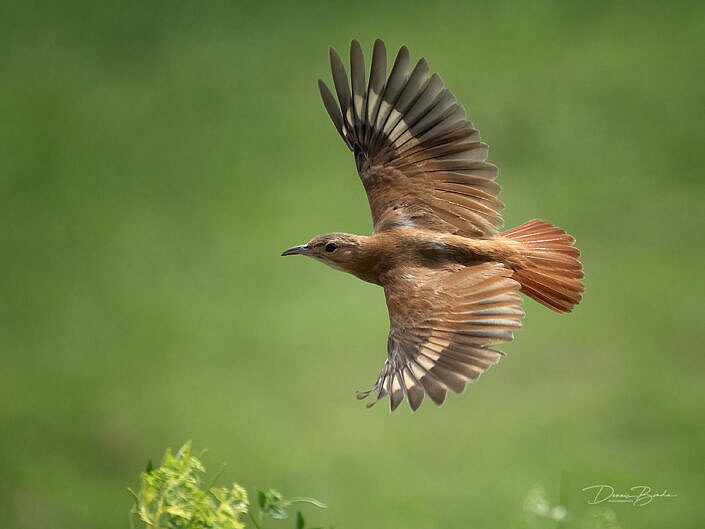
[[129, 442, 329, 529]]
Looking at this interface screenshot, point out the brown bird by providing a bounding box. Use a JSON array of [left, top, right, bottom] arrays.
[[282, 40, 584, 412]]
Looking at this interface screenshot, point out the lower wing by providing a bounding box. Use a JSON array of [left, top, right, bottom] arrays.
[[358, 261, 525, 411]]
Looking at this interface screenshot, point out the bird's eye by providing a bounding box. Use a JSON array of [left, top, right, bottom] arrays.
[[325, 242, 337, 252]]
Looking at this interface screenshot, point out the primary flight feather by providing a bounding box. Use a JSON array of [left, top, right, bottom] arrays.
[[282, 40, 584, 412]]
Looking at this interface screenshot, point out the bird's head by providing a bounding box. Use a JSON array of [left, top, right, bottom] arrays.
[[281, 232, 373, 277]]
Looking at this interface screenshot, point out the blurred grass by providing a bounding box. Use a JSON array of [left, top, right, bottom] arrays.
[[1, 1, 704, 528]]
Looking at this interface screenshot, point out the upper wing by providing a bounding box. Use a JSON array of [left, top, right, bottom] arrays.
[[319, 40, 504, 237], [357, 262, 524, 411]]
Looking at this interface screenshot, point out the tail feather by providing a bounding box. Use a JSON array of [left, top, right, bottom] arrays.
[[501, 219, 584, 313]]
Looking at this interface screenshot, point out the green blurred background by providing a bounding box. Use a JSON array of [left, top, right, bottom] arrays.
[[2, 1, 704, 527]]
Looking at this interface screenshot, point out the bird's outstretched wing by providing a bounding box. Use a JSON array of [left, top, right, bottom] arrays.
[[357, 262, 524, 411], [319, 39, 503, 237]]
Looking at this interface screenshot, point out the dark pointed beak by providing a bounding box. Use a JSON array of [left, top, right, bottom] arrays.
[[281, 244, 309, 256]]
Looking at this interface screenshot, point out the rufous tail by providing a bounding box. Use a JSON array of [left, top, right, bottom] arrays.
[[501, 219, 584, 313]]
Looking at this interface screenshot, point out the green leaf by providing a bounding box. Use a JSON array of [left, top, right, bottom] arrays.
[[296, 510, 305, 529], [258, 490, 266, 508], [145, 460, 153, 474], [263, 504, 287, 519], [260, 489, 287, 519]]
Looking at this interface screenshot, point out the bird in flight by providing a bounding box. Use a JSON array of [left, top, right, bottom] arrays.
[[282, 40, 584, 412]]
